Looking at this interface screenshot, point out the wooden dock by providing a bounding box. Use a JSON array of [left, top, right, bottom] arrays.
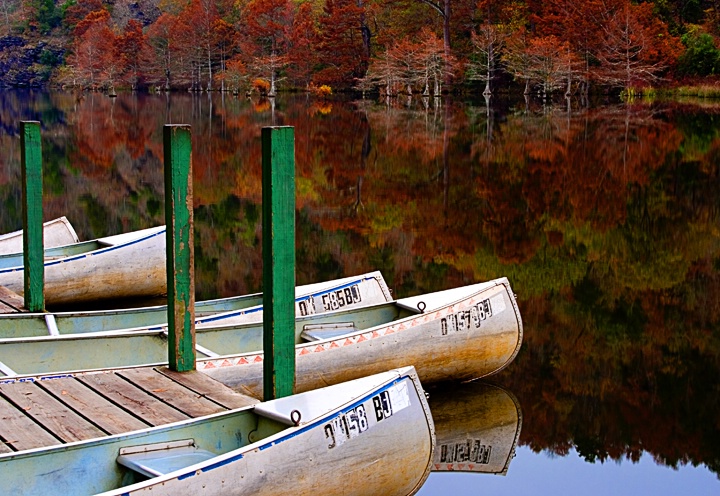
[[0, 286, 25, 313], [0, 366, 259, 453]]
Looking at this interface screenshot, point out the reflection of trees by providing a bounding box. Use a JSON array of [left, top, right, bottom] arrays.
[[1, 94, 719, 478]]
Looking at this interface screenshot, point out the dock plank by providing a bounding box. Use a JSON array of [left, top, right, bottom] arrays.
[[0, 393, 59, 451], [40, 378, 150, 435], [117, 368, 225, 418], [157, 367, 261, 409], [78, 373, 188, 426], [0, 285, 26, 312], [0, 382, 104, 443]]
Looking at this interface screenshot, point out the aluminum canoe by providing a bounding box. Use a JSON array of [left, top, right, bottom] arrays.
[[0, 366, 434, 496], [0, 225, 166, 306], [0, 271, 392, 338], [0, 217, 79, 255], [0, 277, 523, 392]]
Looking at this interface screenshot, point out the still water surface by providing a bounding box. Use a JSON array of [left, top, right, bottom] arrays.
[[0, 90, 718, 494]]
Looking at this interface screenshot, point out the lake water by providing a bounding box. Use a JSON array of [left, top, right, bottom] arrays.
[[0, 90, 718, 494]]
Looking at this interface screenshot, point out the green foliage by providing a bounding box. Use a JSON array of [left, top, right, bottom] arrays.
[[30, 0, 62, 33], [677, 29, 720, 77]]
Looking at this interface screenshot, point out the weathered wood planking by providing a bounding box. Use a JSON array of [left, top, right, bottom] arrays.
[[0, 366, 259, 453], [117, 368, 221, 418], [157, 367, 259, 409], [40, 378, 149, 435], [0, 394, 59, 451], [77, 373, 189, 426], [0, 381, 104, 443], [0, 285, 26, 313]]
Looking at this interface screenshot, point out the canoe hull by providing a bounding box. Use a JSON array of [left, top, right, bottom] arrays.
[[0, 226, 166, 306], [205, 278, 523, 396]]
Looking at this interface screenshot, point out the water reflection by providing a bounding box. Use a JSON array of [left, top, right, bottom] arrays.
[[0, 91, 718, 490], [427, 381, 521, 475]]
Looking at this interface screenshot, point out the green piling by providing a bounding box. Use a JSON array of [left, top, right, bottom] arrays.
[[20, 121, 44, 312], [163, 124, 195, 372], [262, 126, 296, 400]]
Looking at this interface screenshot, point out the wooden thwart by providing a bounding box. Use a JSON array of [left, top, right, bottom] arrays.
[[0, 366, 260, 453]]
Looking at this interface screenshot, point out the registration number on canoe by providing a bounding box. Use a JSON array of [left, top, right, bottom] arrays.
[[324, 403, 370, 449], [440, 294, 505, 335], [324, 383, 410, 449], [298, 284, 363, 316]]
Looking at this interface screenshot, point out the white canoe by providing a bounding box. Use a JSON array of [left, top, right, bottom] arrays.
[[0, 278, 523, 393], [0, 217, 79, 255], [0, 271, 392, 338], [0, 225, 166, 306], [0, 366, 435, 496]]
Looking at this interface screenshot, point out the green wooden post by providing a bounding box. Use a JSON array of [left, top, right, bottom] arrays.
[[20, 121, 44, 312], [262, 126, 296, 400], [164, 124, 195, 372]]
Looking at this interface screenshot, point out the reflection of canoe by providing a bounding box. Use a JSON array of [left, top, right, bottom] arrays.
[[0, 366, 434, 496], [0, 278, 523, 397], [0, 226, 166, 306], [427, 381, 521, 475], [0, 272, 392, 338], [0, 217, 79, 255]]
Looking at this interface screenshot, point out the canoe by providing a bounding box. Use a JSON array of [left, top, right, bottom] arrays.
[[0, 225, 166, 306], [0, 271, 393, 338], [0, 217, 79, 255], [0, 366, 435, 496], [0, 277, 523, 394], [427, 381, 521, 475]]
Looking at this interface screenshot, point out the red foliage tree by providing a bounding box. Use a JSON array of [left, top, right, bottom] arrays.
[[315, 0, 368, 86]]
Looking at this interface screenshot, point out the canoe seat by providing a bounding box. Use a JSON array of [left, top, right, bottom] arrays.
[[300, 322, 357, 342], [117, 439, 216, 478]]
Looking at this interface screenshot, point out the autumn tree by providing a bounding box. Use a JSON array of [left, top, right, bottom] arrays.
[[62, 0, 103, 31], [360, 27, 452, 96], [286, 1, 319, 89], [144, 13, 178, 90], [418, 27, 454, 96], [466, 22, 506, 95], [238, 0, 292, 95], [524, 35, 574, 99], [315, 0, 368, 86], [67, 10, 120, 90], [595, 2, 679, 91], [213, 19, 235, 91], [118, 19, 144, 90], [502, 26, 533, 95], [181, 0, 221, 90], [222, 57, 249, 94], [413, 0, 452, 60]]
